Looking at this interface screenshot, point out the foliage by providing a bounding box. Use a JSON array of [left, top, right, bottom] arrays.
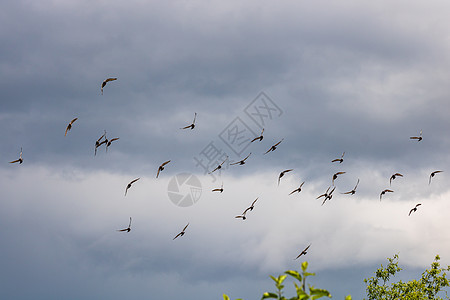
[[364, 254, 450, 300], [223, 261, 352, 300]]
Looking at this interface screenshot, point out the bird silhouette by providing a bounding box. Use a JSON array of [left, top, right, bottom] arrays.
[[230, 153, 251, 166], [125, 178, 140, 196], [94, 130, 107, 156], [246, 197, 259, 211], [180, 113, 197, 130], [173, 223, 189, 240], [106, 137, 119, 152], [289, 181, 305, 195], [117, 217, 132, 232], [209, 156, 228, 174], [65, 118, 78, 136], [331, 152, 345, 163], [295, 244, 311, 259], [101, 77, 117, 95], [410, 130, 422, 142], [250, 128, 264, 143], [264, 139, 284, 155], [380, 189, 394, 201], [278, 169, 293, 186], [212, 182, 224, 193], [332, 172, 346, 185], [342, 179, 359, 195], [321, 187, 336, 206], [156, 160, 171, 178], [9, 147, 23, 164], [390, 173, 403, 186], [429, 171, 443, 185], [408, 203, 422, 216]]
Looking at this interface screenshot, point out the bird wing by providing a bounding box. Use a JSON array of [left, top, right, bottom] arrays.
[[273, 139, 284, 147], [192, 112, 197, 124], [9, 159, 20, 163], [128, 217, 132, 228], [161, 160, 171, 167], [130, 178, 140, 184], [183, 223, 189, 231], [173, 233, 182, 240], [354, 179, 360, 189], [110, 137, 120, 143], [70, 118, 78, 125]]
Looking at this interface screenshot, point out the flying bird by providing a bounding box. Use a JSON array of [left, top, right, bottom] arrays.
[[180, 112, 197, 130], [331, 152, 345, 163], [212, 182, 224, 193], [250, 128, 264, 143], [125, 178, 140, 196], [278, 169, 293, 186], [117, 217, 132, 232], [235, 214, 247, 220], [156, 160, 171, 178], [289, 181, 305, 195], [341, 179, 359, 195], [9, 147, 23, 164], [410, 130, 422, 142], [230, 153, 251, 166], [246, 197, 259, 212], [65, 118, 78, 136], [209, 156, 228, 174], [94, 130, 107, 156], [106, 137, 119, 152], [321, 186, 336, 206], [317, 186, 331, 200], [101, 77, 117, 95], [295, 244, 311, 260], [380, 189, 394, 201], [429, 171, 443, 184], [408, 203, 422, 216], [332, 171, 346, 185], [173, 223, 189, 240], [264, 139, 284, 155], [390, 173, 403, 186]]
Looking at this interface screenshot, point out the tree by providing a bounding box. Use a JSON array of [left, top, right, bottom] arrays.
[[223, 261, 352, 300], [364, 254, 450, 300]]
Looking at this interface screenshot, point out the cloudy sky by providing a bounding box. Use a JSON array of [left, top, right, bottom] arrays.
[[1, 0, 450, 299]]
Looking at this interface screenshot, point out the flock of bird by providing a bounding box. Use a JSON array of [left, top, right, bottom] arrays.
[[6, 78, 445, 259]]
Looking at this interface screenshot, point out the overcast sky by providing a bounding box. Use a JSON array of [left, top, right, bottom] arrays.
[[1, 0, 450, 299]]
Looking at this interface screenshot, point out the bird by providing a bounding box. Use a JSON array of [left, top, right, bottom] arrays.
[[321, 186, 336, 206], [156, 160, 171, 178], [235, 214, 247, 220], [317, 186, 332, 200], [230, 153, 252, 166], [245, 197, 259, 212], [294, 244, 311, 259], [212, 182, 224, 193], [332, 152, 345, 163], [289, 181, 305, 195], [380, 189, 394, 201], [106, 137, 119, 152], [180, 112, 197, 130], [94, 130, 107, 156], [278, 169, 293, 186], [65, 118, 78, 136], [101, 77, 117, 95], [125, 178, 140, 196], [250, 128, 264, 143], [429, 171, 443, 185], [9, 147, 23, 164], [264, 139, 284, 155], [209, 156, 228, 174], [390, 173, 403, 186], [117, 217, 132, 232], [408, 203, 422, 216], [341, 179, 359, 195], [410, 130, 422, 142], [332, 172, 346, 185], [173, 223, 189, 240]]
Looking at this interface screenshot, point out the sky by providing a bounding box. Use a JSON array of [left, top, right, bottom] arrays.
[[1, 0, 450, 299]]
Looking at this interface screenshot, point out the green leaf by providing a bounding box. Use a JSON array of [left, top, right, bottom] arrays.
[[261, 292, 278, 299], [309, 287, 331, 299], [285, 270, 302, 282], [301, 261, 309, 272]]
